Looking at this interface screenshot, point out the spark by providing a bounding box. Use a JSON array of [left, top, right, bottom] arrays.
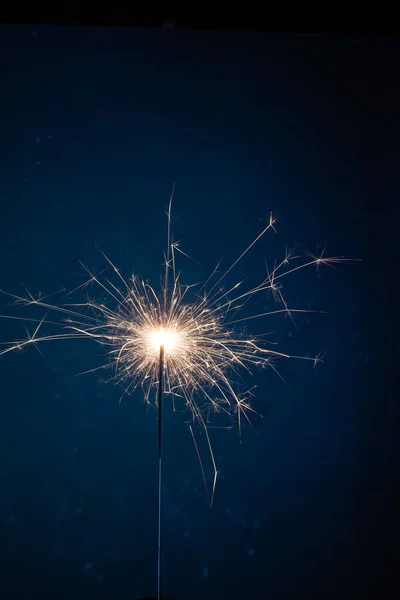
[[0, 198, 355, 503]]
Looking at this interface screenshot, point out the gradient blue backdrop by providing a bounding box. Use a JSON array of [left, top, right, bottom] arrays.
[[0, 27, 395, 599]]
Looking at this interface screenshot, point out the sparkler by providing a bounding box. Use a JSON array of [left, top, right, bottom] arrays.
[[0, 188, 352, 599]]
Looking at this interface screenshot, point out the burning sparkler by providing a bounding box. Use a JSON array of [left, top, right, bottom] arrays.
[[0, 195, 348, 493], [0, 188, 352, 599]]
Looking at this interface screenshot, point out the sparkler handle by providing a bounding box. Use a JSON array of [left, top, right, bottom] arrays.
[[157, 343, 165, 600]]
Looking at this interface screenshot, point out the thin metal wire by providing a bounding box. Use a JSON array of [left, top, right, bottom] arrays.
[[157, 343, 165, 600]]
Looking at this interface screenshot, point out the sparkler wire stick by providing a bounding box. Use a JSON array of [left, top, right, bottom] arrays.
[[157, 335, 165, 600]]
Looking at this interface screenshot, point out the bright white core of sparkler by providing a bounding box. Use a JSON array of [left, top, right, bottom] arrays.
[[149, 326, 177, 351]]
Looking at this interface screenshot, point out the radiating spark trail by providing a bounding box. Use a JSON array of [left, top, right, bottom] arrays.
[[0, 202, 354, 500]]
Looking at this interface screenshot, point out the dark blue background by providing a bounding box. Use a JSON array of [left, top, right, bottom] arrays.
[[0, 27, 396, 599]]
